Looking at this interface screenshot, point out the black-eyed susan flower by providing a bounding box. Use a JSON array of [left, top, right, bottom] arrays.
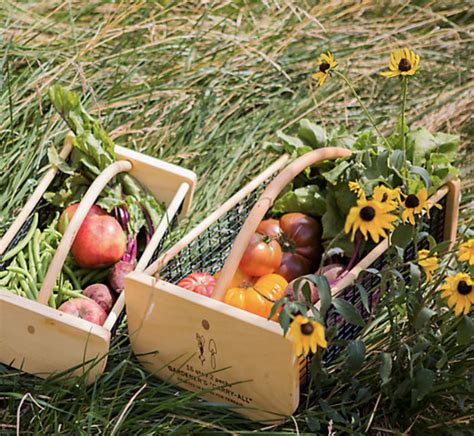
[[286, 315, 327, 357], [458, 239, 474, 266], [417, 249, 438, 283], [373, 185, 401, 211], [344, 198, 398, 243], [381, 48, 420, 78], [348, 181, 365, 199], [312, 51, 337, 88], [440, 273, 473, 316], [402, 188, 431, 225]]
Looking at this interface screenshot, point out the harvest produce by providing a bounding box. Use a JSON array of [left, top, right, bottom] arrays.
[[224, 273, 287, 319], [239, 232, 282, 277], [83, 284, 114, 313], [0, 86, 166, 326], [284, 276, 319, 304], [71, 214, 127, 268], [58, 298, 107, 325], [258, 213, 322, 281], [178, 272, 216, 297]]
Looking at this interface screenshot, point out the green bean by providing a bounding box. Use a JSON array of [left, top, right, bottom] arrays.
[[39, 252, 52, 283], [0, 213, 39, 262], [17, 251, 28, 272], [49, 293, 56, 309], [27, 239, 37, 282], [82, 268, 109, 286], [8, 266, 38, 297], [0, 272, 12, 286], [63, 264, 82, 291], [19, 278, 35, 300], [59, 289, 85, 299], [0, 271, 9, 278], [33, 229, 42, 267]]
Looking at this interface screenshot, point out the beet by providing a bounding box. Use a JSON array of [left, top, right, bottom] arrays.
[[284, 275, 319, 304], [83, 284, 114, 313], [108, 260, 135, 292]]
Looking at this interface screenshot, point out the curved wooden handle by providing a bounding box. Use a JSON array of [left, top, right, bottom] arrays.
[[36, 160, 133, 305], [211, 147, 352, 301]]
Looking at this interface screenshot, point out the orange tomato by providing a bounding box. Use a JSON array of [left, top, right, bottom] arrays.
[[224, 273, 288, 319], [239, 233, 282, 277]]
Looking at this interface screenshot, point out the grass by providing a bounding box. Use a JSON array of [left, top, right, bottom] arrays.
[[0, 1, 473, 433]]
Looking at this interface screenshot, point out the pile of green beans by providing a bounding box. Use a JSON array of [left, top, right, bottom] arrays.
[[0, 213, 110, 308]]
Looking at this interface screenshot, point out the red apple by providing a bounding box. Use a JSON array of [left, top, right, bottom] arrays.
[[84, 284, 114, 313], [58, 298, 107, 325], [71, 214, 126, 268], [59, 203, 106, 234]]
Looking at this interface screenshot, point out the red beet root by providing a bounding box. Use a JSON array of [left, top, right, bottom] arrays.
[[71, 214, 126, 269], [108, 261, 135, 292], [84, 284, 114, 313], [58, 298, 107, 326], [284, 275, 319, 304]]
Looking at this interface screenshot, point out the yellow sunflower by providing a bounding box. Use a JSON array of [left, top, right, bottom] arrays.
[[344, 198, 398, 243], [348, 181, 365, 199], [381, 48, 420, 78], [440, 273, 473, 316], [312, 51, 337, 87], [417, 249, 438, 283], [401, 188, 431, 225], [286, 315, 327, 357], [373, 185, 401, 211], [458, 239, 474, 266]]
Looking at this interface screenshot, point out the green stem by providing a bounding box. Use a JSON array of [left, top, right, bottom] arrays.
[[401, 77, 409, 181], [334, 70, 391, 150]]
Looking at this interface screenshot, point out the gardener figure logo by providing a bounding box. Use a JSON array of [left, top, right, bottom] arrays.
[[196, 333, 206, 365]]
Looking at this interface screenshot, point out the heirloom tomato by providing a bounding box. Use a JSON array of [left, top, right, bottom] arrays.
[[257, 213, 322, 281], [224, 273, 287, 319], [178, 272, 216, 297], [239, 232, 282, 277]]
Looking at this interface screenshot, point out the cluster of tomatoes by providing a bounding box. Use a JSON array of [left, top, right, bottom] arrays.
[[178, 213, 323, 319]]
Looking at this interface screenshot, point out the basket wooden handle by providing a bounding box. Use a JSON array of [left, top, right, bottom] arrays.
[[36, 160, 133, 305], [211, 147, 352, 301]]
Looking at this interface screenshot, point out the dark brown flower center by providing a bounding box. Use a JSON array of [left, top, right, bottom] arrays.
[[457, 280, 472, 295], [319, 62, 330, 73], [360, 206, 376, 221], [301, 322, 314, 335], [405, 194, 420, 208], [398, 58, 411, 72]]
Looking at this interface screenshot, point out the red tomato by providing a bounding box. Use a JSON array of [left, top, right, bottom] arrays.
[[178, 272, 216, 297], [239, 233, 282, 277], [258, 213, 322, 281]]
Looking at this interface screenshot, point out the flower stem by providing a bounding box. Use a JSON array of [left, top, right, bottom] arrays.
[[401, 76, 409, 181], [334, 70, 391, 150]]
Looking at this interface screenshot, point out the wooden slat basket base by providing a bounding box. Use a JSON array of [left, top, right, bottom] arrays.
[[0, 136, 196, 384], [125, 151, 460, 422]]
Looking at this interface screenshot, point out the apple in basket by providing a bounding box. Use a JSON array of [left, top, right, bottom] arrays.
[[72, 213, 126, 269], [58, 298, 108, 326]]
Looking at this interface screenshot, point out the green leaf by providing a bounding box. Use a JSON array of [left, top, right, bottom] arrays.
[[321, 190, 346, 240], [297, 119, 326, 148], [313, 275, 331, 317], [456, 316, 474, 345], [414, 368, 435, 400], [332, 298, 365, 327], [391, 224, 413, 249], [277, 307, 291, 333], [47, 146, 75, 175], [276, 130, 306, 150], [272, 185, 326, 216], [346, 340, 365, 371], [414, 306, 436, 330], [410, 263, 421, 288], [409, 165, 431, 189], [320, 161, 350, 185], [357, 284, 369, 312], [379, 352, 392, 385]]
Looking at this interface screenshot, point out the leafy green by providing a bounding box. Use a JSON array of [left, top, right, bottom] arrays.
[[272, 184, 326, 216]]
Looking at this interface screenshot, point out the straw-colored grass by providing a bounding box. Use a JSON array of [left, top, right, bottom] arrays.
[[1, 1, 472, 433]]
